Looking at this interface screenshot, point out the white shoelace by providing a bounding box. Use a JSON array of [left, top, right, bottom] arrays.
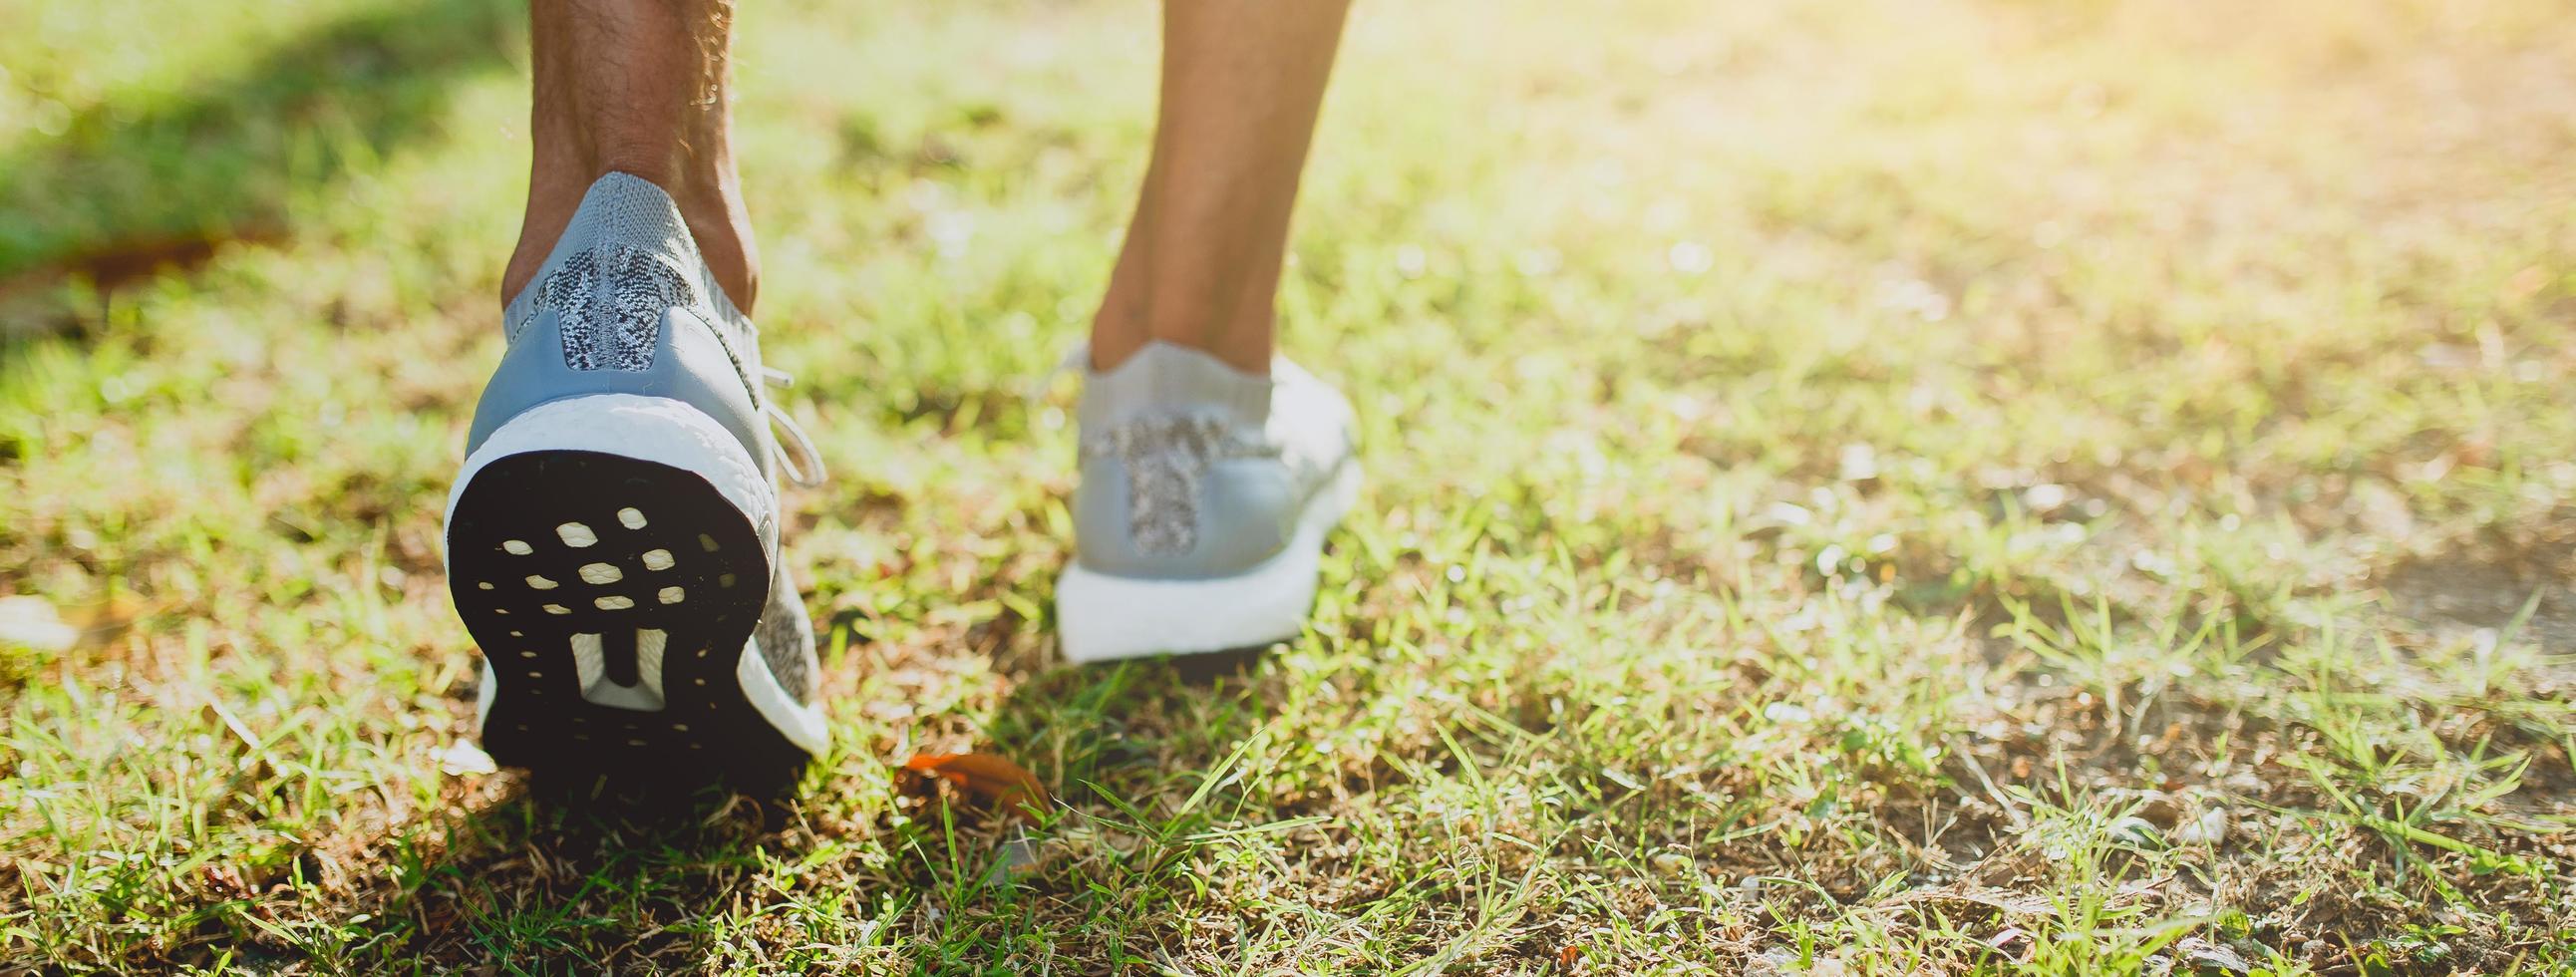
[[761, 367, 826, 488]]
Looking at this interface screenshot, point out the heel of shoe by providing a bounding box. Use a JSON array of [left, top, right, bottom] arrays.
[[445, 394, 813, 783], [447, 394, 773, 546], [1056, 463, 1361, 663]]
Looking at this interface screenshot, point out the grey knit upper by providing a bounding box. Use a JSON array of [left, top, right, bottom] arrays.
[[473, 172, 816, 705], [1072, 343, 1357, 579], [501, 171, 760, 377]]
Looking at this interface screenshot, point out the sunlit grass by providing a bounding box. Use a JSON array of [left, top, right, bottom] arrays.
[[4, 0, 2574, 971]]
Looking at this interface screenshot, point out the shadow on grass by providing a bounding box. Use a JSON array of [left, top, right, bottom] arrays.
[[304, 650, 1288, 970], [313, 776, 810, 972], [988, 647, 1274, 809], [0, 0, 522, 332]]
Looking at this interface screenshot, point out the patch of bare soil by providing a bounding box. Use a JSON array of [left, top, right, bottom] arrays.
[[2380, 554, 2576, 653]]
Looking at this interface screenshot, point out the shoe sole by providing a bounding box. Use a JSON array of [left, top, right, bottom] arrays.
[[1055, 461, 1362, 663], [445, 394, 822, 787]]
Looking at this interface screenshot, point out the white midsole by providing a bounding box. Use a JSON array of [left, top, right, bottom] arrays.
[[570, 629, 669, 712], [1055, 462, 1362, 662], [451, 393, 820, 755], [477, 660, 498, 727], [442, 393, 773, 574], [736, 634, 829, 756]]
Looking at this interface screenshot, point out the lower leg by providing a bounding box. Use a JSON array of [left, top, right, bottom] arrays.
[[503, 0, 759, 310], [1091, 0, 1355, 374]]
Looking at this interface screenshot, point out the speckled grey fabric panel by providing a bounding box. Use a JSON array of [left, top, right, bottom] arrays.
[[528, 245, 692, 372], [500, 173, 760, 378], [1082, 414, 1277, 555], [755, 560, 815, 704]]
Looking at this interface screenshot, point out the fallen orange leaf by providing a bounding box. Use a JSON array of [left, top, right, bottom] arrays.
[[901, 752, 1051, 817]]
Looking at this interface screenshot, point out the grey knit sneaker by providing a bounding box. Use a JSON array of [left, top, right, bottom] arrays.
[[1056, 342, 1362, 662], [443, 172, 826, 787]]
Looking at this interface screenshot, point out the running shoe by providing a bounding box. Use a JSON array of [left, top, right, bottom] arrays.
[[1057, 342, 1361, 662], [444, 172, 826, 787]]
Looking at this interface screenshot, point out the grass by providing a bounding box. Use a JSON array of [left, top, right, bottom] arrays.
[[4, 0, 2575, 971]]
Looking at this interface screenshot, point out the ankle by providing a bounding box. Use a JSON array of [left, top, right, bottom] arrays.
[[667, 168, 759, 313], [1089, 325, 1272, 378], [504, 0, 754, 310], [1090, 282, 1275, 375], [503, 153, 759, 313]]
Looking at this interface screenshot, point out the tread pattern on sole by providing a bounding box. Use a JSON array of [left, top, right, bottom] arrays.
[[448, 450, 809, 786]]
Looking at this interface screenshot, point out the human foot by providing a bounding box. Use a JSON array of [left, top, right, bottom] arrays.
[[1056, 342, 1361, 661], [446, 173, 825, 789]]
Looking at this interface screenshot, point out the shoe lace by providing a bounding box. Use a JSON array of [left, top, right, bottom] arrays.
[[761, 366, 827, 488]]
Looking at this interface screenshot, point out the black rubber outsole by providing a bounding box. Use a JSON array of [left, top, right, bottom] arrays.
[[448, 450, 809, 789]]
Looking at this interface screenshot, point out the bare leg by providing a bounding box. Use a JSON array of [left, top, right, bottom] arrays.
[[1091, 0, 1355, 374], [501, 0, 758, 310]]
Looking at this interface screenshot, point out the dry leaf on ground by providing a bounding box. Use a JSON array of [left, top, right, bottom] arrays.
[[900, 752, 1051, 817]]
